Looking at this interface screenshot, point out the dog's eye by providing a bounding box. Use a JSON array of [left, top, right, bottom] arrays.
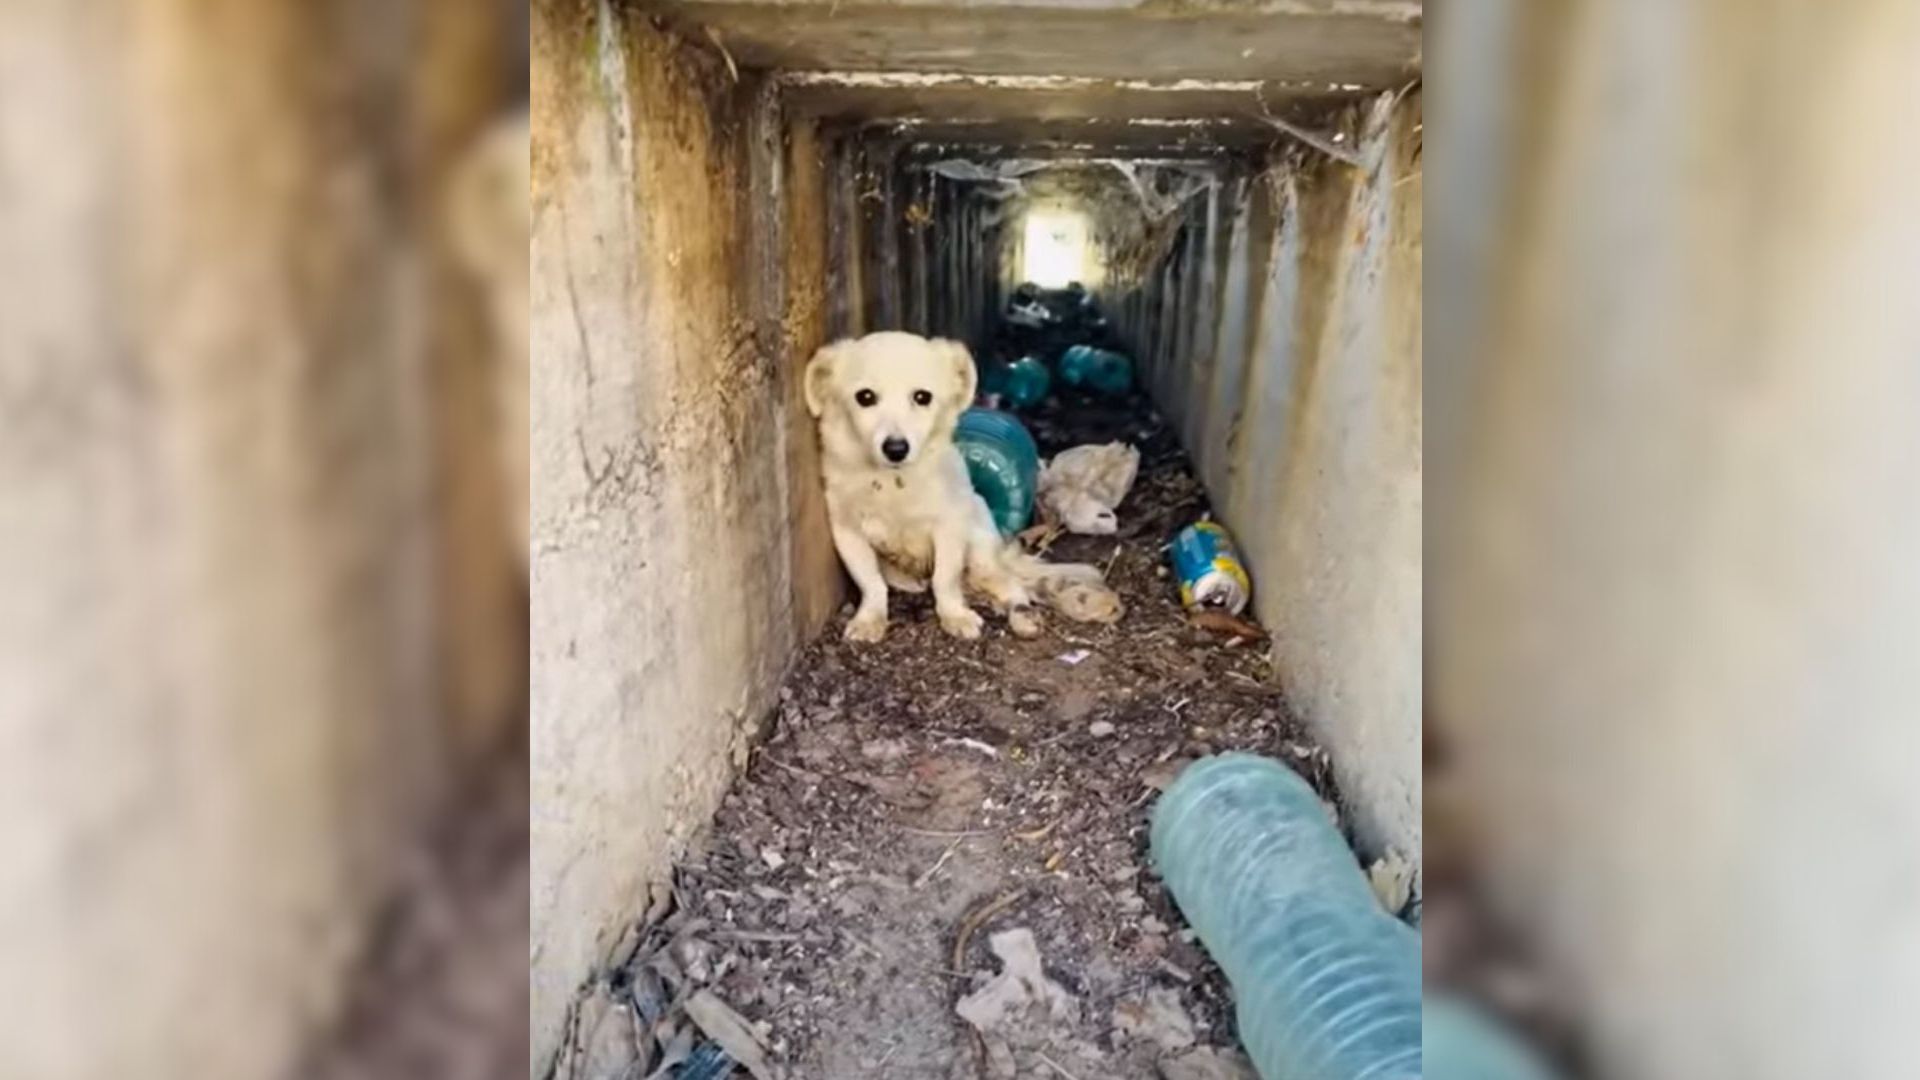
[[912, 389, 933, 407], [854, 389, 877, 408]]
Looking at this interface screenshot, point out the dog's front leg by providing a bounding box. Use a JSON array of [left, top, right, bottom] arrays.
[[932, 527, 984, 640], [832, 523, 891, 642]]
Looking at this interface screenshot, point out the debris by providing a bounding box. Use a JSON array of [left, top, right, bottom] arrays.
[[1157, 1047, 1261, 1080], [859, 737, 911, 762], [944, 735, 1001, 759], [952, 890, 1025, 971], [956, 928, 1079, 1030], [1170, 521, 1252, 615], [1367, 849, 1416, 916], [675, 1041, 737, 1080], [1112, 987, 1197, 1052], [1058, 649, 1091, 666], [759, 847, 787, 871], [913, 836, 967, 888], [1039, 441, 1140, 535], [577, 986, 639, 1080], [683, 989, 778, 1080], [1089, 720, 1117, 738], [1188, 609, 1267, 643], [1139, 758, 1193, 792], [1036, 1049, 1091, 1080]]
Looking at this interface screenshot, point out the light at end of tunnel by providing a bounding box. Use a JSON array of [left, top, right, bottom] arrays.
[[1022, 210, 1089, 289]]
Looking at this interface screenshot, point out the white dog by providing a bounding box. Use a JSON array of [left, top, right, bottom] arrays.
[[805, 331, 1123, 642]]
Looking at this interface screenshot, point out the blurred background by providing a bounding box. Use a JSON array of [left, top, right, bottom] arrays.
[[1, 2, 528, 1078], [6, 0, 1920, 1078], [1425, 1, 1920, 1078]]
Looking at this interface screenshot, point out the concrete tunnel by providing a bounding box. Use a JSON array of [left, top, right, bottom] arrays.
[[531, 0, 1421, 1070]]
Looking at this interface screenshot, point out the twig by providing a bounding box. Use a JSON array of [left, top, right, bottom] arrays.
[[1254, 82, 1366, 168], [758, 752, 820, 782], [913, 836, 967, 888], [1035, 1050, 1088, 1080], [951, 889, 1024, 970], [710, 930, 802, 944], [1261, 113, 1366, 168], [898, 824, 997, 838]]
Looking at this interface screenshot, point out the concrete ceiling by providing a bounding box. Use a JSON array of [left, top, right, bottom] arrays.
[[654, 0, 1422, 83], [649, 0, 1419, 150]]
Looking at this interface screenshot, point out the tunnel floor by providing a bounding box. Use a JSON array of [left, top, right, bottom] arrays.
[[563, 393, 1343, 1079]]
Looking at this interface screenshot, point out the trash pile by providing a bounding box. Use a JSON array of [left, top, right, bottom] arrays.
[[550, 887, 782, 1080], [977, 281, 1131, 414], [559, 388, 1337, 1079]]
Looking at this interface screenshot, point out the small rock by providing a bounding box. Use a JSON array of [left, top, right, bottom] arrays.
[[760, 847, 786, 871], [860, 737, 910, 763], [1089, 720, 1117, 738]]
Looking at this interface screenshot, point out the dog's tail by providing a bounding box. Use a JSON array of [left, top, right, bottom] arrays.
[[1005, 547, 1125, 624]]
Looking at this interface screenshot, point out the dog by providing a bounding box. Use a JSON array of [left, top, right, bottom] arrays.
[[804, 331, 1124, 642]]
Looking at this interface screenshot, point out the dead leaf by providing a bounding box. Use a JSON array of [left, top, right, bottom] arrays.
[[683, 989, 778, 1080], [1111, 987, 1196, 1052], [1189, 609, 1267, 642]]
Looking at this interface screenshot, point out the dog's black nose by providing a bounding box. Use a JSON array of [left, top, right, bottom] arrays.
[[881, 437, 910, 463]]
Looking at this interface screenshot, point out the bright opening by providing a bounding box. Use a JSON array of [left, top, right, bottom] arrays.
[[1022, 210, 1089, 289]]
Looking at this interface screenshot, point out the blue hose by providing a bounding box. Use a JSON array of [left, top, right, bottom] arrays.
[[1150, 754, 1422, 1079]]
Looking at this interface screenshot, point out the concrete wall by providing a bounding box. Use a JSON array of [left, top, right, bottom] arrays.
[[1167, 94, 1424, 864], [1429, 3, 1920, 1077], [529, 2, 837, 1070], [0, 3, 514, 1076]]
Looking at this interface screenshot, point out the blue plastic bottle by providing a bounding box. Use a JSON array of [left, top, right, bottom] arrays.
[[953, 408, 1040, 537], [1150, 754, 1422, 1079], [1058, 344, 1134, 396], [981, 354, 1052, 411]]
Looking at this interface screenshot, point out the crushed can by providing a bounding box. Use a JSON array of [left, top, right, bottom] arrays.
[[1171, 519, 1251, 614]]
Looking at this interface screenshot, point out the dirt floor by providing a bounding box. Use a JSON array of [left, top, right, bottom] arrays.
[[553, 392, 1346, 1080]]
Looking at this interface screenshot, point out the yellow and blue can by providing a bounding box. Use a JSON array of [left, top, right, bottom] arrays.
[[1171, 519, 1251, 614]]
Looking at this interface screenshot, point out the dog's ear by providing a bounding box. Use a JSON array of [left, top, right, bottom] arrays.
[[932, 339, 977, 408], [804, 341, 848, 418]]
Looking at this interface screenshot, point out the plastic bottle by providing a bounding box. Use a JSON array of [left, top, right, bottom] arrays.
[[953, 408, 1040, 537], [1058, 344, 1133, 396], [979, 354, 1052, 411], [1150, 754, 1422, 1080]]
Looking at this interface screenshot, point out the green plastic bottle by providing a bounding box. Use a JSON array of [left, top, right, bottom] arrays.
[[953, 408, 1040, 537], [980, 354, 1052, 411], [1058, 344, 1133, 396]]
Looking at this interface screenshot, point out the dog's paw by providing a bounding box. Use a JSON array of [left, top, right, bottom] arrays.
[[1007, 605, 1044, 639], [845, 611, 889, 643], [938, 607, 985, 640]]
